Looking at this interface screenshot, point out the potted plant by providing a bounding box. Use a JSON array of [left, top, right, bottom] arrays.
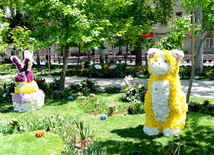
[[186, 59, 190, 63], [137, 70, 145, 78], [194, 71, 200, 79], [75, 120, 93, 147]]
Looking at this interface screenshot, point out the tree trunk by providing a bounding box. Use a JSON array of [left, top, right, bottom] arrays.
[[135, 47, 142, 66], [59, 43, 69, 91], [186, 7, 204, 103], [76, 44, 81, 72], [195, 7, 203, 73], [99, 48, 104, 63], [35, 50, 40, 65], [196, 40, 203, 73]]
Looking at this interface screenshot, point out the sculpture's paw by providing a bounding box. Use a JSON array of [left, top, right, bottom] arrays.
[[163, 128, 181, 137], [143, 126, 159, 136]]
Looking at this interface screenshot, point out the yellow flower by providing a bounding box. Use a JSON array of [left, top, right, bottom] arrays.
[[0, 65, 3, 69], [21, 81, 39, 94], [124, 88, 130, 92], [14, 84, 20, 93]]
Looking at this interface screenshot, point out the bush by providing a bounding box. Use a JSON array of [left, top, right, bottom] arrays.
[[120, 76, 147, 103], [0, 79, 15, 103], [78, 79, 100, 96]]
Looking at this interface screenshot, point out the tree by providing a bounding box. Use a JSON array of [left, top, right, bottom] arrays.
[[109, 0, 177, 66], [0, 10, 9, 53], [181, 0, 214, 102], [155, 16, 192, 50], [23, 0, 130, 91]]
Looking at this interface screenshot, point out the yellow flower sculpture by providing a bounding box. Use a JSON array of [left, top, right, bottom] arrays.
[[143, 48, 187, 137], [104, 64, 108, 69], [21, 80, 39, 94]]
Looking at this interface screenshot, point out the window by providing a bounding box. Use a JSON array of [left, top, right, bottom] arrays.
[[205, 38, 213, 48], [160, 15, 166, 26], [176, 12, 182, 19]]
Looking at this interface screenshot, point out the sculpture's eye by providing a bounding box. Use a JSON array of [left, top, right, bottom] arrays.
[[165, 60, 167, 63]]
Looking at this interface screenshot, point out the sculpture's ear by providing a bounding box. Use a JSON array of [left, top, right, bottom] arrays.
[[171, 49, 184, 62], [24, 50, 33, 71], [147, 48, 160, 59]]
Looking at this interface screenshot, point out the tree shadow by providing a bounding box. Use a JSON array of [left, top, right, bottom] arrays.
[[0, 102, 14, 113], [44, 99, 69, 106], [99, 112, 214, 154]]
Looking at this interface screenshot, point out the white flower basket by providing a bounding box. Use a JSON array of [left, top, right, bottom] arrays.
[[194, 76, 200, 79]]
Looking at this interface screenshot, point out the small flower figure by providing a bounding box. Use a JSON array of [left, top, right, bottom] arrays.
[[35, 130, 45, 138], [108, 104, 116, 116]]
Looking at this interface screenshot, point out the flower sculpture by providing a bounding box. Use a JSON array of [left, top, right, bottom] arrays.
[[95, 65, 102, 69], [103, 64, 108, 69], [11, 52, 45, 112], [108, 65, 117, 69], [143, 48, 187, 137]]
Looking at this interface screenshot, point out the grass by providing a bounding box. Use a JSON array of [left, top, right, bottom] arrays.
[[1, 94, 214, 154], [0, 132, 63, 155]]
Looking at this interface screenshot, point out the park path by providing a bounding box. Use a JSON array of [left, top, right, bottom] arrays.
[[1, 75, 214, 98]]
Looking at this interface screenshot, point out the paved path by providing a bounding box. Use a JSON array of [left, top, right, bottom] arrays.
[[1, 75, 214, 98]]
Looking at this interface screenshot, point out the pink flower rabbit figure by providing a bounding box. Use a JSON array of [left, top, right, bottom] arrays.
[[11, 55, 45, 112]]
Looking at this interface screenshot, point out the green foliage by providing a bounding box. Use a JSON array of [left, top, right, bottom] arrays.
[[77, 93, 107, 115], [89, 63, 126, 77], [78, 79, 100, 96], [125, 102, 144, 115], [161, 143, 181, 155], [188, 100, 214, 115], [155, 16, 192, 50], [34, 77, 72, 99], [11, 26, 37, 52], [0, 79, 15, 103], [75, 118, 94, 141], [0, 16, 9, 53], [120, 76, 148, 103]]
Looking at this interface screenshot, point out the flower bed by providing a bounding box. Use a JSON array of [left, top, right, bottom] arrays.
[[188, 100, 214, 116]]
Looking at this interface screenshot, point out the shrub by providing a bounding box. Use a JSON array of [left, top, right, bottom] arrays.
[[78, 79, 100, 96], [77, 93, 107, 115], [0, 79, 15, 103], [120, 75, 147, 103]]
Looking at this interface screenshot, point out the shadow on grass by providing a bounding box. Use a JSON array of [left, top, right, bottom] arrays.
[[0, 98, 72, 113], [0, 102, 14, 113], [44, 99, 69, 106], [99, 113, 214, 155]]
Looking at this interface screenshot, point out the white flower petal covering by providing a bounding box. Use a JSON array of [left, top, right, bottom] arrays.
[[163, 128, 181, 137], [151, 81, 171, 122], [143, 126, 159, 136]]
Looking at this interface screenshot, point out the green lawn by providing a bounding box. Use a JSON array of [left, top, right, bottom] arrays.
[[1, 94, 214, 154]]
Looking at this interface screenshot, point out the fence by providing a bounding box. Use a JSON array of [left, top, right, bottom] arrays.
[[35, 54, 214, 64]]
